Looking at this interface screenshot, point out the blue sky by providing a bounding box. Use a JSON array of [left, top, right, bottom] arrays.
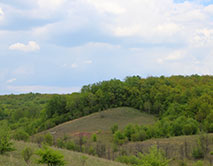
[[0, 0, 213, 94]]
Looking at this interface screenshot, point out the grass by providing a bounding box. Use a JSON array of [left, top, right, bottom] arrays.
[[0, 141, 126, 166], [38, 107, 156, 139], [123, 133, 213, 166]]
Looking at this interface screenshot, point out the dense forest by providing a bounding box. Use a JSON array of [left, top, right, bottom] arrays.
[[0, 75, 213, 140]]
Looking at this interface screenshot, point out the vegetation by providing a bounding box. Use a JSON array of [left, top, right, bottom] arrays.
[[0, 141, 126, 166], [22, 147, 33, 166], [1, 75, 213, 165], [0, 123, 15, 154], [116, 146, 170, 166], [36, 146, 65, 166]]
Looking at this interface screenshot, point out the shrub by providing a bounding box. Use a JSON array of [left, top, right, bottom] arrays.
[[65, 141, 76, 151], [92, 134, 97, 142], [22, 147, 33, 166], [113, 130, 127, 145], [44, 133, 53, 146], [111, 124, 118, 134], [117, 146, 170, 166], [0, 126, 15, 155], [192, 146, 204, 159], [193, 160, 204, 166], [13, 129, 29, 141], [36, 146, 65, 166]]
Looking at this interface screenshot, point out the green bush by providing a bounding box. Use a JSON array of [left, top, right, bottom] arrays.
[[193, 160, 204, 166], [36, 146, 65, 166], [44, 133, 53, 146], [116, 146, 170, 166], [192, 146, 204, 159], [111, 124, 118, 134], [113, 130, 127, 145], [92, 134, 97, 142], [0, 125, 15, 155], [13, 129, 29, 141]]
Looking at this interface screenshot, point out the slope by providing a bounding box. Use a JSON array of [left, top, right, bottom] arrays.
[[39, 107, 156, 139], [0, 141, 126, 166]]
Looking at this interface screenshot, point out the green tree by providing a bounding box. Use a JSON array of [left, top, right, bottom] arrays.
[[36, 146, 65, 166], [0, 124, 15, 154]]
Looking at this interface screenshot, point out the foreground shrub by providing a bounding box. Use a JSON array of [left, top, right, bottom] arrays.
[[36, 146, 65, 166]]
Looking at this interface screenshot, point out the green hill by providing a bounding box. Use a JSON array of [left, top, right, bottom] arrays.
[[0, 141, 126, 166], [38, 107, 156, 140]]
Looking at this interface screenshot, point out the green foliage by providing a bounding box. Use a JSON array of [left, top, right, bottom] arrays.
[[192, 146, 204, 159], [36, 146, 65, 166], [114, 116, 199, 144], [13, 129, 29, 141], [1, 75, 213, 142], [113, 130, 127, 145], [111, 124, 118, 134], [22, 147, 33, 165], [116, 146, 170, 166], [92, 134, 97, 142], [193, 160, 204, 166], [0, 125, 15, 155], [44, 133, 53, 146]]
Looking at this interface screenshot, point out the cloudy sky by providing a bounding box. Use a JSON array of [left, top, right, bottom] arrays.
[[0, 0, 213, 94]]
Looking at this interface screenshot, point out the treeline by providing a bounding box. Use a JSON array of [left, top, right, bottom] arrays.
[[0, 75, 213, 138]]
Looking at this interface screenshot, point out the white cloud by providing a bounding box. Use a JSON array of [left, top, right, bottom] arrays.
[[157, 50, 185, 64], [192, 28, 213, 47], [9, 41, 40, 52], [87, 0, 126, 14], [6, 85, 80, 94], [6, 78, 16, 83]]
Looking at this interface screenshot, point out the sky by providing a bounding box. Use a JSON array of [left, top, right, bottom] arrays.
[[0, 0, 213, 94]]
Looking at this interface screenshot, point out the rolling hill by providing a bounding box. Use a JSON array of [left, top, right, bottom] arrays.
[[38, 107, 156, 140]]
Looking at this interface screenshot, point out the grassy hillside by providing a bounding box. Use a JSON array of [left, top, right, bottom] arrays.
[[122, 133, 213, 166], [0, 141, 126, 166], [39, 107, 156, 139]]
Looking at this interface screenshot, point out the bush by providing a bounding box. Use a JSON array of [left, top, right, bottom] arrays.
[[44, 133, 53, 146], [113, 130, 127, 145], [36, 146, 65, 166], [193, 160, 204, 166], [0, 126, 15, 155], [111, 124, 118, 134], [22, 147, 33, 166], [13, 129, 29, 141], [116, 146, 170, 166], [92, 134, 97, 142], [192, 146, 204, 159], [65, 141, 76, 151]]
